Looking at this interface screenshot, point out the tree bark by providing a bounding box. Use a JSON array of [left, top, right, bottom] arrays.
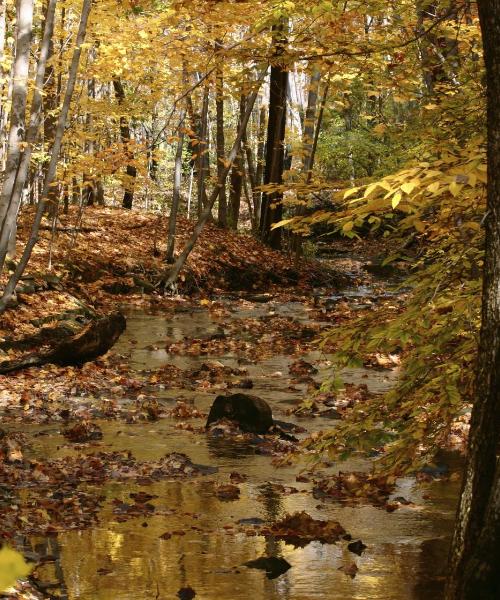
[[0, 0, 92, 313], [260, 19, 288, 250], [113, 78, 136, 209], [446, 2, 500, 598]]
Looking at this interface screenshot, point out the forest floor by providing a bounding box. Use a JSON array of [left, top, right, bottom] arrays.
[[0, 208, 463, 599]]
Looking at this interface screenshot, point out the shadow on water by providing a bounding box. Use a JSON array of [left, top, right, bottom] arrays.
[[17, 304, 459, 600]]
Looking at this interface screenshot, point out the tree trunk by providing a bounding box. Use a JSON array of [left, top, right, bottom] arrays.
[[254, 103, 266, 230], [0, 0, 57, 272], [0, 0, 8, 169], [228, 95, 245, 230], [113, 78, 136, 209], [43, 0, 58, 217], [0, 0, 92, 312], [83, 78, 96, 207], [0, 0, 34, 269], [166, 109, 186, 263], [196, 84, 209, 218], [446, 2, 500, 598], [215, 39, 227, 227], [260, 19, 288, 250]]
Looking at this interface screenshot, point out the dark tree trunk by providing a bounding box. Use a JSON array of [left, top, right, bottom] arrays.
[[260, 19, 288, 250], [113, 78, 136, 209], [95, 178, 105, 205], [446, 3, 500, 598]]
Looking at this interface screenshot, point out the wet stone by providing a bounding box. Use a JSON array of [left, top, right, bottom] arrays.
[[206, 393, 273, 434]]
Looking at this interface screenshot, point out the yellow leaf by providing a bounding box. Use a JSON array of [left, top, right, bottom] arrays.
[[392, 190, 402, 209], [401, 181, 416, 195], [343, 187, 359, 200], [364, 183, 379, 198], [342, 221, 354, 233], [271, 218, 295, 229], [0, 547, 32, 592]]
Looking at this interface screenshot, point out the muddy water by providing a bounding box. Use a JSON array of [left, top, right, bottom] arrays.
[[25, 302, 458, 600]]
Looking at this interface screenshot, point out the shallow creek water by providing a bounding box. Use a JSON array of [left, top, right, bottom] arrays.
[[21, 297, 458, 600]]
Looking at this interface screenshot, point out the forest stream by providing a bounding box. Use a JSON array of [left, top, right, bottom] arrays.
[[5, 276, 460, 600]]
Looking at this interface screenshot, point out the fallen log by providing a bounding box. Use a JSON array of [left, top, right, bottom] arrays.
[[0, 311, 126, 374]]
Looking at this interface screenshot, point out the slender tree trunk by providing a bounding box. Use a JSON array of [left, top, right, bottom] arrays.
[[228, 95, 245, 230], [44, 0, 58, 217], [196, 84, 209, 218], [260, 19, 288, 250], [166, 109, 186, 263], [254, 103, 266, 230], [0, 0, 92, 312], [0, 0, 8, 169], [83, 78, 96, 207], [215, 39, 227, 227], [113, 78, 136, 209], [0, 0, 34, 266], [446, 2, 500, 598], [162, 74, 265, 289]]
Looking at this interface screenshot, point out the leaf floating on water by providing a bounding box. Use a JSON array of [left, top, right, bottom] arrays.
[[348, 540, 367, 556]]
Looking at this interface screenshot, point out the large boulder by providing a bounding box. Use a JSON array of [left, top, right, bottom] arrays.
[[206, 393, 273, 434]]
